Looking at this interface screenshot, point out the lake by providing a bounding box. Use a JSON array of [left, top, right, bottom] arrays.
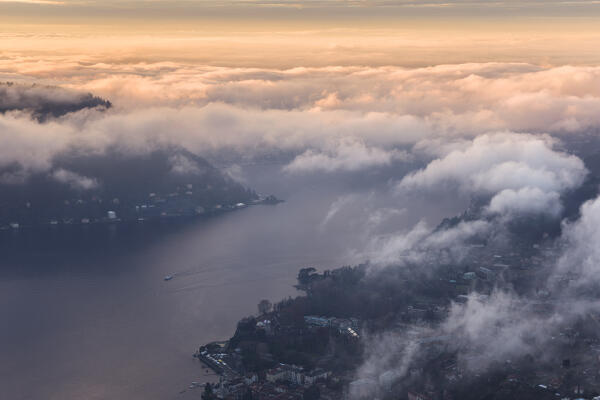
[[0, 163, 466, 400]]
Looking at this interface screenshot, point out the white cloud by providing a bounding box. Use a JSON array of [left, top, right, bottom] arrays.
[[52, 168, 99, 190], [366, 219, 490, 268], [284, 139, 410, 174], [169, 154, 203, 175], [0, 114, 74, 175], [556, 195, 600, 290], [487, 187, 562, 217], [398, 132, 587, 216]]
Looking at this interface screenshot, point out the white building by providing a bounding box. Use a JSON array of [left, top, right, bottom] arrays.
[[304, 369, 331, 386], [266, 364, 304, 385]]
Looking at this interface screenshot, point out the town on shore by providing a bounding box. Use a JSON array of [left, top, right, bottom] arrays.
[[190, 236, 600, 400]]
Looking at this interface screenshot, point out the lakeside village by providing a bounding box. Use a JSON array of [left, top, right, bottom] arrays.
[[191, 238, 600, 400], [0, 183, 281, 230]]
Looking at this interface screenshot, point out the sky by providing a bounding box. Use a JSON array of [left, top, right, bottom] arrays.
[[1, 0, 600, 68], [3, 0, 600, 19]]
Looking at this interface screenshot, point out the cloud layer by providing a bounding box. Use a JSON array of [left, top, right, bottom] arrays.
[[2, 62, 600, 179]]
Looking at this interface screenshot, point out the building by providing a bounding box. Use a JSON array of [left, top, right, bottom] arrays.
[[463, 272, 477, 280], [304, 369, 331, 386], [304, 316, 330, 328], [479, 266, 494, 281], [266, 364, 330, 386], [408, 391, 432, 400], [243, 373, 258, 385], [266, 366, 287, 383], [256, 319, 274, 336]]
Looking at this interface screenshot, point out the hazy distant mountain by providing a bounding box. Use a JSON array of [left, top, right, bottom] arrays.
[[0, 147, 258, 226], [0, 84, 260, 226], [0, 82, 111, 120]]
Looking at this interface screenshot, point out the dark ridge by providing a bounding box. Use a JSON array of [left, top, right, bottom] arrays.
[[0, 82, 111, 121], [0, 147, 258, 226]]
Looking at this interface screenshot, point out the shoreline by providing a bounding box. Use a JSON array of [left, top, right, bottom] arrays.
[[0, 196, 283, 233]]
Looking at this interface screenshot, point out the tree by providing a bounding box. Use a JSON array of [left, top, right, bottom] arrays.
[[202, 382, 216, 400], [242, 387, 255, 400], [303, 384, 321, 400], [258, 299, 272, 315], [298, 267, 317, 286]]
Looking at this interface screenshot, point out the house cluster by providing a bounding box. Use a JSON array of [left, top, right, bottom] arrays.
[[303, 316, 360, 338], [440, 242, 553, 298], [215, 379, 339, 400], [266, 363, 331, 386], [211, 363, 335, 400], [256, 319, 274, 335]]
